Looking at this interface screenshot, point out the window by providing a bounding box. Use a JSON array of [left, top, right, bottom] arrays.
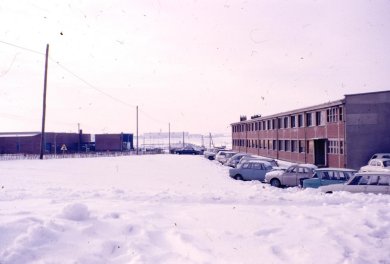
[[316, 111, 322, 126], [291, 140, 297, 152], [285, 140, 290, 152], [278, 118, 282, 129], [278, 140, 283, 151], [306, 113, 312, 127], [327, 140, 339, 154], [272, 119, 276, 130], [283, 117, 288, 128], [299, 140, 305, 153], [267, 120, 271, 130], [290, 115, 296, 128], [273, 140, 277, 150], [298, 114, 303, 127], [327, 107, 338, 123], [339, 107, 343, 121], [378, 176, 390, 186], [340, 141, 344, 154]]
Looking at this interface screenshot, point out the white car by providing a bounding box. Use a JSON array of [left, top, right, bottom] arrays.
[[359, 158, 390, 172], [320, 172, 390, 194], [215, 151, 237, 164], [264, 164, 317, 187]]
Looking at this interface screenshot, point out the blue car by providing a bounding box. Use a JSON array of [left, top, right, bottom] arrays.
[[229, 160, 273, 181], [302, 168, 357, 188]]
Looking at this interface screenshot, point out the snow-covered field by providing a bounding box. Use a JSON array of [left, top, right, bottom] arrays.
[[1, 155, 389, 264]]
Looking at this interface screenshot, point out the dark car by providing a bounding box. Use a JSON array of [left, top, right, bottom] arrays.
[[175, 147, 202, 155]]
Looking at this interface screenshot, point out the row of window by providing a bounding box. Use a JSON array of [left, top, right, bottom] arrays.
[[233, 139, 344, 155], [233, 107, 343, 133]]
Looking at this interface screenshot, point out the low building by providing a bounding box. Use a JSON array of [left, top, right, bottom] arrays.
[[95, 133, 133, 152], [231, 90, 390, 170], [0, 132, 91, 154]]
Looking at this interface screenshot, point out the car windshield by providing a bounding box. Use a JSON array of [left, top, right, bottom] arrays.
[[383, 160, 390, 167]]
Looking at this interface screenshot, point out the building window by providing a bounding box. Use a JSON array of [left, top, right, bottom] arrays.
[[268, 140, 271, 149], [262, 121, 266, 130], [283, 117, 288, 128], [263, 140, 266, 149], [327, 107, 338, 123], [285, 140, 291, 152], [278, 140, 283, 151], [273, 140, 277, 150], [306, 113, 312, 127], [278, 118, 282, 129], [298, 115, 303, 127], [340, 141, 344, 154], [291, 140, 297, 152], [299, 140, 305, 153], [327, 140, 339, 154], [267, 120, 271, 130], [339, 107, 343, 121], [290, 116, 296, 128], [316, 111, 322, 126]]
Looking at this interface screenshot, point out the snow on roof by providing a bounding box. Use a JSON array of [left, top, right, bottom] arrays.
[[0, 132, 40, 138]]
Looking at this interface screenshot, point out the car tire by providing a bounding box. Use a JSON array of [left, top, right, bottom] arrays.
[[208, 156, 213, 160], [235, 175, 243, 181], [270, 178, 281, 188]]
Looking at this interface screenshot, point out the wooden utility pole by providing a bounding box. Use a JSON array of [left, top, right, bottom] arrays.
[[39, 44, 49, 160], [136, 105, 139, 155]]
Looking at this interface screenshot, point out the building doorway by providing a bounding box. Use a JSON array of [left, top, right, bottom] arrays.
[[314, 139, 327, 167]]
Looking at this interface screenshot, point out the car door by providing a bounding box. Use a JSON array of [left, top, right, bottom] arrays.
[[365, 175, 390, 194], [282, 166, 298, 186], [343, 175, 365, 193], [251, 163, 266, 181], [240, 162, 252, 180]]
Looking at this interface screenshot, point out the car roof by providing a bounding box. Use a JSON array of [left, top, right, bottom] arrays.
[[355, 171, 390, 176], [369, 158, 390, 162], [244, 160, 272, 165], [289, 164, 317, 169], [315, 168, 357, 172]]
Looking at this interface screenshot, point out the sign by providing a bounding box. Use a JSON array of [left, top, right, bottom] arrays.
[[61, 144, 67, 151]]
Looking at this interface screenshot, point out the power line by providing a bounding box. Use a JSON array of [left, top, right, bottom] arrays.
[[50, 57, 137, 109], [0, 39, 169, 129], [0, 40, 45, 55]]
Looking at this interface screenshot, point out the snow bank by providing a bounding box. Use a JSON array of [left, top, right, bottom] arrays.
[[1, 155, 389, 263]]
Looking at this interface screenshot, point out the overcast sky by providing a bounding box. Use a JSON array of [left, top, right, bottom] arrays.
[[1, 0, 390, 135]]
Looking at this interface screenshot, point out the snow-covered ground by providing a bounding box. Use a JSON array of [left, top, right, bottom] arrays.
[[1, 155, 389, 263]]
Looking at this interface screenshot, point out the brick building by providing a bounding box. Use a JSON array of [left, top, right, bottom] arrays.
[[95, 133, 133, 152], [231, 91, 390, 169], [0, 132, 91, 154]]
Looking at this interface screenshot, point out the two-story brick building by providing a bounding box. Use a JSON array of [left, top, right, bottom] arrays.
[[231, 90, 390, 170]]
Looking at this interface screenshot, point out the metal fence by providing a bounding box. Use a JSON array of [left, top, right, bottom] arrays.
[[0, 149, 165, 161]]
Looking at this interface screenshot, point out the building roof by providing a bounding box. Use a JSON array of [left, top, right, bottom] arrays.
[[0, 132, 40, 138], [231, 99, 343, 125]]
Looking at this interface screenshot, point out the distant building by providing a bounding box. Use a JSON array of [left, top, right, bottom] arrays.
[[0, 132, 91, 154], [231, 90, 390, 170], [95, 133, 133, 152]]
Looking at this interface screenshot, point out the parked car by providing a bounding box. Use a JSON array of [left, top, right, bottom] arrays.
[[238, 156, 279, 168], [229, 160, 273, 181], [225, 153, 251, 168], [174, 147, 202, 155], [320, 172, 390, 194], [369, 153, 390, 161], [302, 168, 357, 189], [359, 158, 390, 172], [264, 164, 317, 188], [203, 148, 223, 160], [215, 150, 237, 164]]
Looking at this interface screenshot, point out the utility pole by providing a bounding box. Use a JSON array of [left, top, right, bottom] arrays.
[[39, 44, 49, 160], [136, 105, 139, 155], [168, 122, 171, 153]]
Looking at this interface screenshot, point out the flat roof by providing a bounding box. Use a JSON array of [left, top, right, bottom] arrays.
[[231, 99, 343, 125], [0, 132, 40, 137]]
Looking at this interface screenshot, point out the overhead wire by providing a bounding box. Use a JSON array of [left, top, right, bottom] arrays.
[[0, 39, 169, 128]]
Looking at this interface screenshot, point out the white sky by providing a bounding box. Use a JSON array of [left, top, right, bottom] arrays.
[[1, 0, 390, 135]]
